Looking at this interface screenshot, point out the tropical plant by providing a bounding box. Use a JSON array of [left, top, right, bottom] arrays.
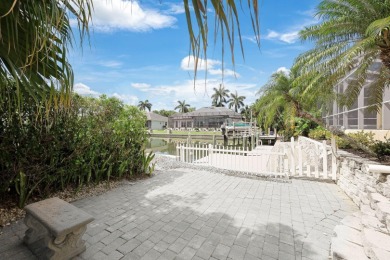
[[0, 0, 92, 114], [228, 91, 246, 112], [254, 69, 320, 130], [296, 0, 390, 108], [0, 94, 149, 207], [240, 105, 251, 121], [254, 69, 375, 155], [175, 100, 191, 113], [183, 0, 260, 76], [141, 151, 156, 175], [211, 84, 230, 107], [372, 137, 390, 161], [153, 109, 177, 117], [138, 100, 152, 111]]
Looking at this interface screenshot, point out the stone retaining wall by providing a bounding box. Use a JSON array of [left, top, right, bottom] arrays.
[[336, 151, 390, 205], [331, 151, 390, 260]]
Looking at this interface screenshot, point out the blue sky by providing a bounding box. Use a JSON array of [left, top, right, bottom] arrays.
[[70, 0, 319, 111]]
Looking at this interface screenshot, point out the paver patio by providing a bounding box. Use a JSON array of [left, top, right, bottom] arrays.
[[0, 168, 358, 260]]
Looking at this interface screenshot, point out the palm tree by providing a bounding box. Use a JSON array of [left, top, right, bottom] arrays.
[[183, 1, 260, 76], [240, 105, 251, 121], [0, 1, 92, 113], [254, 69, 374, 155], [1, 1, 260, 115], [296, 0, 390, 108], [228, 91, 246, 112], [211, 84, 230, 107], [138, 100, 152, 111], [174, 100, 191, 113]]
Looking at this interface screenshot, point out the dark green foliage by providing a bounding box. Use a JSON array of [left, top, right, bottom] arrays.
[[0, 93, 149, 207], [372, 138, 390, 161], [153, 110, 176, 117], [294, 118, 318, 137]]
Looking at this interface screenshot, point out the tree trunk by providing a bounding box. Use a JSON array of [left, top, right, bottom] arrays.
[[380, 46, 390, 71], [296, 110, 376, 156]]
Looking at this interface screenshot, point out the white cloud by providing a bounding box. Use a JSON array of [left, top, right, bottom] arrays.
[[242, 35, 260, 44], [73, 83, 100, 96], [254, 10, 319, 44], [112, 93, 139, 105], [143, 79, 257, 111], [209, 69, 239, 78], [264, 30, 300, 44], [180, 55, 238, 77], [131, 82, 151, 91], [73, 83, 138, 105], [165, 3, 185, 14], [276, 67, 290, 75], [180, 55, 221, 71], [91, 0, 177, 32], [99, 60, 123, 68]]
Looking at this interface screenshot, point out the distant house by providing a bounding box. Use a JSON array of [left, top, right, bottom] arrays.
[[145, 112, 168, 130], [168, 106, 242, 129]]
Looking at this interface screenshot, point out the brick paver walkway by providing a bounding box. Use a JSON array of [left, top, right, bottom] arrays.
[[0, 168, 358, 260]]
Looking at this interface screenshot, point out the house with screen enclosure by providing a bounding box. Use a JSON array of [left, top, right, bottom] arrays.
[[168, 106, 243, 130], [323, 61, 390, 140]]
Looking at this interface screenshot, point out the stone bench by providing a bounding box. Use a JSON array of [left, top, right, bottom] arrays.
[[23, 197, 94, 260]]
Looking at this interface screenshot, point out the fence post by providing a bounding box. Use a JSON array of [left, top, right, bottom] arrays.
[[208, 144, 213, 166], [331, 137, 337, 180], [290, 137, 296, 176], [322, 140, 328, 179], [284, 146, 289, 178], [298, 141, 303, 176], [190, 144, 194, 163]]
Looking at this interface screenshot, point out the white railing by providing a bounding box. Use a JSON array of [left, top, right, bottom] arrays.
[[176, 136, 339, 180], [176, 143, 289, 177], [285, 136, 338, 180]]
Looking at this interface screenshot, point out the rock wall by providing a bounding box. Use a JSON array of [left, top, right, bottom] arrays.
[[331, 151, 390, 260], [336, 151, 390, 206]]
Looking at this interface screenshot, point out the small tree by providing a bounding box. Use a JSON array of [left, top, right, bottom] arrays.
[[138, 100, 152, 111], [212, 84, 230, 107], [228, 91, 245, 112], [175, 100, 191, 113]]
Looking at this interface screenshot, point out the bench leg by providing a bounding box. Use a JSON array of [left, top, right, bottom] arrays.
[[24, 213, 88, 260], [24, 213, 48, 245], [47, 225, 88, 260]]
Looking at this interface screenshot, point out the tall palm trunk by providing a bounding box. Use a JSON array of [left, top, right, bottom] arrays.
[[380, 46, 390, 70]]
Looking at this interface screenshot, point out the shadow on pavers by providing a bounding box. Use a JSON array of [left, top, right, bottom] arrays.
[[0, 168, 331, 260]]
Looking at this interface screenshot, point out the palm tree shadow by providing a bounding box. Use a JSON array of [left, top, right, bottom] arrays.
[[1, 168, 330, 260]]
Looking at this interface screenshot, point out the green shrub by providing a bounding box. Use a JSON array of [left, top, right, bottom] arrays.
[[308, 128, 378, 151], [294, 118, 317, 137], [347, 131, 375, 149], [0, 93, 150, 207], [372, 138, 390, 161], [308, 127, 331, 140]]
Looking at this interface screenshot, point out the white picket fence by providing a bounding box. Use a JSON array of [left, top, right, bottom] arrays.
[[176, 136, 339, 180], [176, 144, 289, 177], [286, 136, 338, 180]]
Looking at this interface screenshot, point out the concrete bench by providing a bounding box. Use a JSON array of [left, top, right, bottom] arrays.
[[23, 197, 94, 260]]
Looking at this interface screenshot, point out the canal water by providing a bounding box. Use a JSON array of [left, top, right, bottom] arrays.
[[145, 137, 253, 156]]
